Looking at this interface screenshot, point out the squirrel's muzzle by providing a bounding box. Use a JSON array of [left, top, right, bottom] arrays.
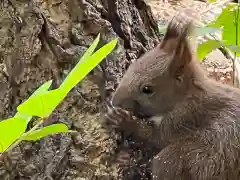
[[111, 94, 134, 112], [111, 92, 151, 119]]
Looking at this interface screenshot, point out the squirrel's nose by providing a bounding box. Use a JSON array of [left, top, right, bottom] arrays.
[[111, 91, 135, 113]]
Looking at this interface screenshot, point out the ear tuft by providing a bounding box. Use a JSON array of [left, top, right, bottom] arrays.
[[160, 15, 193, 51], [160, 14, 194, 77]]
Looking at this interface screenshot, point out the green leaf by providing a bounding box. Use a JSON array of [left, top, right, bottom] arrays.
[[60, 34, 101, 94], [31, 80, 53, 97], [14, 112, 32, 123], [17, 89, 65, 118], [22, 124, 69, 141], [221, 5, 240, 56], [0, 81, 52, 151], [197, 40, 223, 61], [193, 26, 221, 37], [16, 80, 53, 118], [60, 37, 118, 95], [78, 34, 101, 64], [208, 0, 217, 2], [0, 117, 28, 152], [209, 4, 240, 55], [17, 34, 99, 118], [17, 36, 118, 118], [158, 24, 167, 34], [208, 4, 236, 28], [226, 45, 240, 55]]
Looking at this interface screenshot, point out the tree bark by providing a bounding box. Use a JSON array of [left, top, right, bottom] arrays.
[[0, 0, 161, 179]]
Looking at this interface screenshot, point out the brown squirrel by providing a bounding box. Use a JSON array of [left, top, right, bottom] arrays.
[[107, 15, 240, 180]]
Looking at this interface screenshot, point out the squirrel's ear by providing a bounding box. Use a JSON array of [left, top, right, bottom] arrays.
[[159, 16, 193, 78]]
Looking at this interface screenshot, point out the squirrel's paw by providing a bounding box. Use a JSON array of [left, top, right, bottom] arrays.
[[104, 105, 133, 129], [113, 149, 131, 169]]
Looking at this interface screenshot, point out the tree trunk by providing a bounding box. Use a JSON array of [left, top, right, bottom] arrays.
[[0, 0, 161, 179]]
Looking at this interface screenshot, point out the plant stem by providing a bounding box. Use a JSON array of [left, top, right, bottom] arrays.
[[233, 2, 240, 86]]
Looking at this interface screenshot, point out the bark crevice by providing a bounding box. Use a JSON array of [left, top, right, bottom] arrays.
[[0, 0, 161, 179]]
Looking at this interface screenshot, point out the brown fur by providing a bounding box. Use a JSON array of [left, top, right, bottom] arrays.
[[111, 15, 240, 180]]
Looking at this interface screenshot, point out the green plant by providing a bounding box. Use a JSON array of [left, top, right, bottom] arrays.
[[158, 1, 240, 85], [197, 2, 240, 61], [158, 1, 240, 61], [0, 34, 118, 154]]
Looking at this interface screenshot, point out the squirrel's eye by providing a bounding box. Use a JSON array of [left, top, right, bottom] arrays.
[[141, 85, 154, 95]]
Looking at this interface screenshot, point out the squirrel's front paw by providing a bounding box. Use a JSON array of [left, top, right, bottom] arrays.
[[113, 149, 131, 169], [104, 104, 133, 130]]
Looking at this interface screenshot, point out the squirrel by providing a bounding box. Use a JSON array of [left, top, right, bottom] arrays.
[[107, 15, 240, 180]]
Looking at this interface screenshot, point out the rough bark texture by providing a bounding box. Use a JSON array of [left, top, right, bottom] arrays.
[[0, 0, 161, 179]]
